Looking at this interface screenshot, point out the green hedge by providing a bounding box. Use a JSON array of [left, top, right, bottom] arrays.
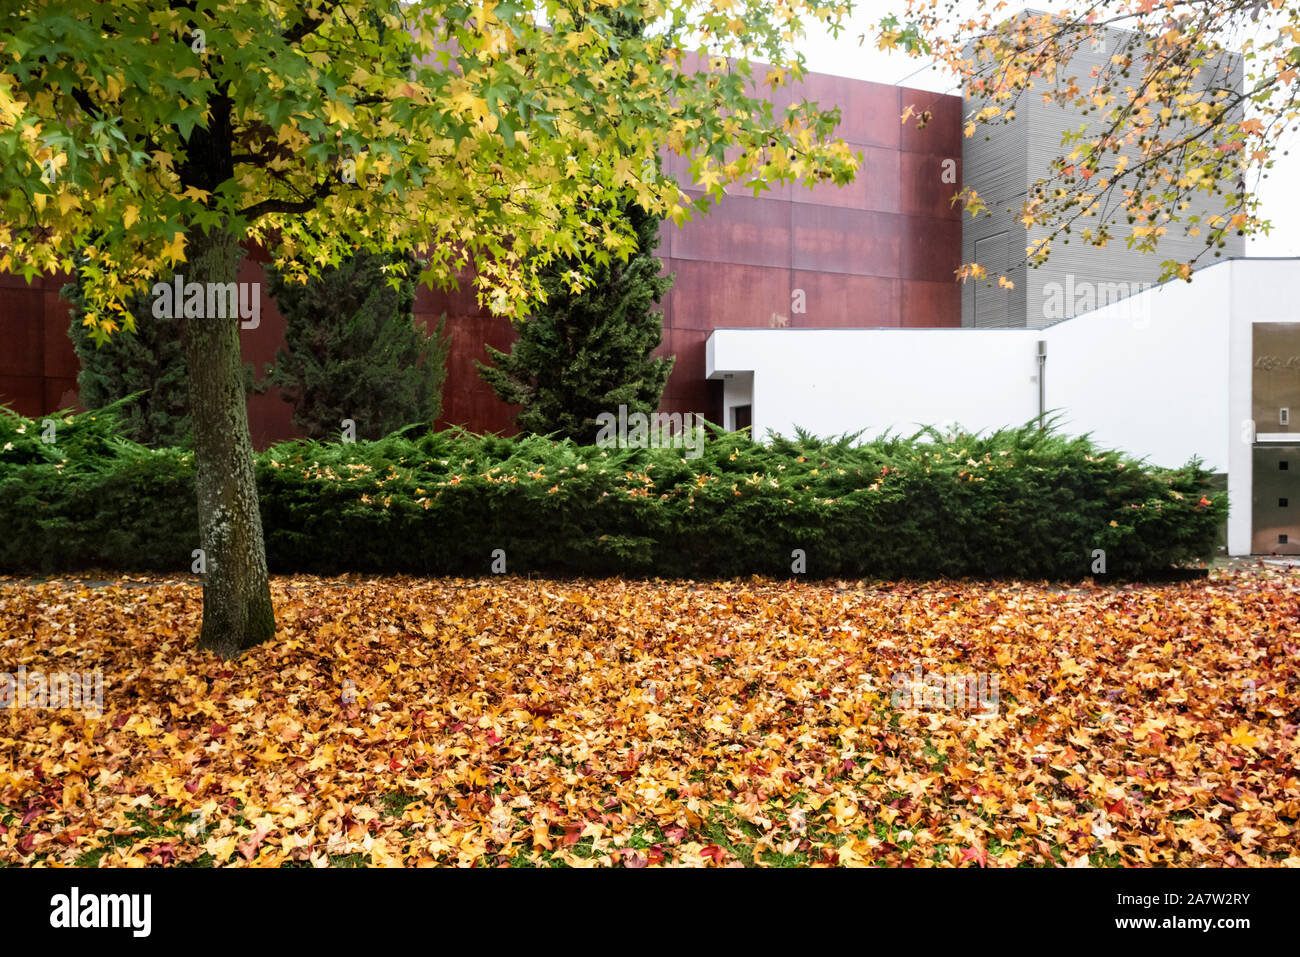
[[0, 406, 1226, 579]]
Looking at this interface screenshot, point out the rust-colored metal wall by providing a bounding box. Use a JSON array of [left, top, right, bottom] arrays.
[[0, 71, 962, 443], [0, 271, 80, 418]]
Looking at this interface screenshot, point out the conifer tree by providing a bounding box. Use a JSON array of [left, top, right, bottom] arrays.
[[477, 202, 674, 441], [64, 272, 191, 447], [265, 251, 448, 441]]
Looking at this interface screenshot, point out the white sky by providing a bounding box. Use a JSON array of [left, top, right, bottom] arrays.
[[790, 1, 1300, 257]]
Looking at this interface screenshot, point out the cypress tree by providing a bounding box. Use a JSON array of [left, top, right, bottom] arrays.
[[265, 250, 449, 440], [476, 201, 675, 442], [63, 272, 192, 447]]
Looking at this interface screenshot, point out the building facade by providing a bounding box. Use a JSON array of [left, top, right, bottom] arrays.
[[960, 23, 1246, 328], [3, 29, 1292, 555], [708, 257, 1300, 556], [0, 69, 964, 443]]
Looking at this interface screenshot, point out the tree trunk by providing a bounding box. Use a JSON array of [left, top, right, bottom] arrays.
[[181, 224, 276, 656]]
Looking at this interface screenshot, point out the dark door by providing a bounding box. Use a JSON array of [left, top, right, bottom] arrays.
[[732, 404, 752, 433]]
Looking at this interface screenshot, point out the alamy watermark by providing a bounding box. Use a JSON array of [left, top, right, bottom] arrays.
[[50, 887, 150, 937], [1042, 275, 1152, 327], [0, 665, 104, 715], [595, 405, 704, 459], [151, 273, 260, 329], [890, 663, 999, 718]]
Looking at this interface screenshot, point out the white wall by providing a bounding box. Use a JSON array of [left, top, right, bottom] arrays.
[[1227, 260, 1300, 553], [1043, 265, 1232, 472], [708, 327, 1040, 440], [719, 372, 753, 431], [706, 259, 1300, 556]]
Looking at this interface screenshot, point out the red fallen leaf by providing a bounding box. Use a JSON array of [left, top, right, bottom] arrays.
[[209, 722, 228, 736], [647, 845, 665, 865], [663, 825, 686, 844], [17, 832, 38, 855], [701, 844, 727, 864], [185, 778, 200, 793], [21, 806, 41, 826], [147, 843, 175, 865], [819, 848, 839, 865], [562, 823, 584, 846], [113, 712, 130, 729], [237, 824, 272, 861], [388, 755, 402, 772], [1106, 798, 1126, 818], [960, 846, 988, 867], [623, 850, 648, 868]]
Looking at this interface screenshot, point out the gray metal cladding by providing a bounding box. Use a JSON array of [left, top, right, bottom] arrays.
[[961, 20, 1246, 329]]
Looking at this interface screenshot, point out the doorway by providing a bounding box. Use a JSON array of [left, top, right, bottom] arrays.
[[1252, 446, 1300, 554]]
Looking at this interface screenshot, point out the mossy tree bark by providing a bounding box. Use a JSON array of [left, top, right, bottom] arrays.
[[174, 86, 275, 657], [180, 224, 275, 656]]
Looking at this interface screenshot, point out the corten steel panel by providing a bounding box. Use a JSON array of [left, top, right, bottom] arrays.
[[246, 390, 299, 451], [43, 378, 78, 413], [0, 315, 42, 377], [672, 150, 796, 204], [659, 327, 709, 383], [901, 153, 962, 221], [662, 259, 795, 331], [661, 389, 722, 427], [788, 271, 902, 327], [668, 194, 791, 268], [234, 258, 286, 368], [798, 145, 901, 213], [657, 328, 723, 424], [794, 72, 901, 149], [0, 70, 967, 435], [900, 220, 962, 283], [899, 87, 964, 155], [432, 313, 520, 435], [232, 257, 298, 449], [415, 270, 491, 319], [0, 376, 43, 416], [42, 291, 80, 379], [901, 280, 962, 328], [0, 283, 43, 325], [792, 205, 900, 278]]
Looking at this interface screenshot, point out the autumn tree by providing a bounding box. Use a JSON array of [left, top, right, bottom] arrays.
[[1, 1, 860, 655], [476, 13, 674, 441], [880, 1, 1300, 282]]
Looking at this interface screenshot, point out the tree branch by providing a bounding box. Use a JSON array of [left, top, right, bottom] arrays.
[[283, 1, 344, 45]]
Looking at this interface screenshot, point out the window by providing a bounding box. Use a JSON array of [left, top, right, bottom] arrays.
[[1281, 534, 1290, 545], [1282, 461, 1290, 471], [1281, 498, 1290, 508], [731, 405, 752, 433]]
